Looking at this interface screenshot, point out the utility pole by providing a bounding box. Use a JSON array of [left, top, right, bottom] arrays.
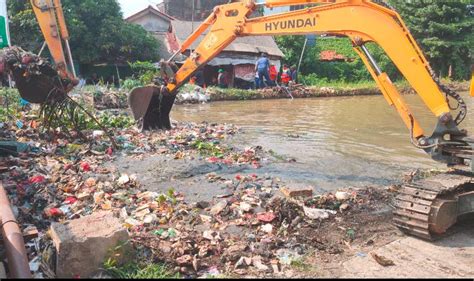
[[191, 0, 195, 54], [296, 37, 308, 83]]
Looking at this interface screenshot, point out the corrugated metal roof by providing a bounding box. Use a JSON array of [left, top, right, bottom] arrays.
[[171, 20, 284, 58]]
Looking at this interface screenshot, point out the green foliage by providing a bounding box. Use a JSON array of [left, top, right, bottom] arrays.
[[7, 0, 160, 64], [275, 36, 401, 82], [300, 74, 375, 88], [275, 2, 473, 81], [156, 188, 178, 206], [129, 61, 160, 85], [97, 113, 135, 129], [103, 260, 180, 279], [208, 87, 261, 100], [389, 0, 473, 79], [121, 79, 144, 91], [192, 140, 225, 158], [0, 88, 22, 122]]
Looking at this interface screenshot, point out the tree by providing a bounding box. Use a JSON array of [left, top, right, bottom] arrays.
[[275, 35, 399, 82], [7, 0, 160, 64], [275, 2, 473, 81], [390, 0, 473, 79]]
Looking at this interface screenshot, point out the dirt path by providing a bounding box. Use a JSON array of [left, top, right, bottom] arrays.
[[340, 223, 474, 278]]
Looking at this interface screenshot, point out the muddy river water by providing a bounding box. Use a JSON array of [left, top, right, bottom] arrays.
[[171, 92, 473, 191]]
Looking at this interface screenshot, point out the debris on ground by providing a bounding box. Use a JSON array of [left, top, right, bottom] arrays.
[[0, 102, 398, 278], [370, 252, 395, 267]]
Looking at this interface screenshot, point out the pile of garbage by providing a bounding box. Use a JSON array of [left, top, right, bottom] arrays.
[[0, 109, 393, 278], [92, 88, 129, 110], [127, 175, 389, 278], [176, 84, 210, 105], [68, 86, 130, 110], [0, 117, 257, 228]]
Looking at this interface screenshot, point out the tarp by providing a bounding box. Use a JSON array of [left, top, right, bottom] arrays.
[[234, 60, 281, 82]]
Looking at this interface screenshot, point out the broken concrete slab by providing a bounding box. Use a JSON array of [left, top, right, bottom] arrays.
[[50, 211, 131, 278], [281, 187, 313, 199], [341, 225, 474, 278]]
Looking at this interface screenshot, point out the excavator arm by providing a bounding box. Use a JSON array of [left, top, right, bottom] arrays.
[[134, 0, 471, 169], [128, 0, 474, 240]]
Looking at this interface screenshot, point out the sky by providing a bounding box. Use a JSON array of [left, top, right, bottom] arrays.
[[118, 0, 163, 18]]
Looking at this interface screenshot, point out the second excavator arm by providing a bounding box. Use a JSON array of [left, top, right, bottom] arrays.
[[30, 0, 76, 80], [0, 0, 77, 104]]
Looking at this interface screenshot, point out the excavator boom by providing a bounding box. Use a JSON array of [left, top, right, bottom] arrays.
[[128, 0, 474, 239], [30, 0, 75, 79]]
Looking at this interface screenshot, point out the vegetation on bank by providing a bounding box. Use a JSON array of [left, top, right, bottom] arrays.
[[197, 78, 470, 102], [103, 260, 180, 279], [0, 87, 135, 130]]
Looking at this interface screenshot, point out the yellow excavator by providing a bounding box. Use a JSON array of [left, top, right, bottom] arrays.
[[2, 0, 474, 240]]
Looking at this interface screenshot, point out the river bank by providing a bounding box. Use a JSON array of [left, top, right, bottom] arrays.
[[176, 80, 471, 104], [0, 117, 422, 278]]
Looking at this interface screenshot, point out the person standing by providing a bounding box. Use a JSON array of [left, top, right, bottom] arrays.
[[217, 69, 228, 89], [269, 64, 278, 86], [281, 64, 291, 86], [255, 53, 271, 89], [290, 65, 298, 83]]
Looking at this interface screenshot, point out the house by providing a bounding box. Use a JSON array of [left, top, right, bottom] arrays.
[[169, 20, 284, 88], [125, 6, 176, 61], [126, 5, 285, 89]]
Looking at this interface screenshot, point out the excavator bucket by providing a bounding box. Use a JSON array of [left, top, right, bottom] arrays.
[[128, 61, 178, 131], [128, 85, 176, 131]]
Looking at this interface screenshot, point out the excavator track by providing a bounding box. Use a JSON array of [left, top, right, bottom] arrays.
[[394, 171, 474, 240]]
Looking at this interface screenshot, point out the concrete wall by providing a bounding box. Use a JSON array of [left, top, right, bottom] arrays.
[[131, 14, 170, 33], [164, 0, 228, 21]]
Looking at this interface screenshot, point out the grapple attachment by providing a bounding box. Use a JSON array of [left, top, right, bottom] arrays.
[[128, 61, 179, 131], [0, 47, 76, 104]]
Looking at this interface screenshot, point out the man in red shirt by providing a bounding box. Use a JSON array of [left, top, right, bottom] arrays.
[[269, 64, 278, 86], [281, 64, 291, 85]]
